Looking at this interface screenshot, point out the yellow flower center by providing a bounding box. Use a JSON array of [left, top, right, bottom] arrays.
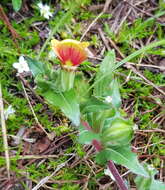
[[65, 60, 73, 66]]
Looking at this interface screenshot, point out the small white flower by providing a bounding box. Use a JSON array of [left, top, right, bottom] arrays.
[[4, 105, 15, 120], [13, 56, 30, 74], [105, 96, 112, 103], [38, 2, 52, 19], [104, 168, 115, 181]]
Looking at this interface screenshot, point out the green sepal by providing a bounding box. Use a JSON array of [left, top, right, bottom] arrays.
[[59, 69, 75, 91]]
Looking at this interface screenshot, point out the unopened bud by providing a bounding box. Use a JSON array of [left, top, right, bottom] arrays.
[[102, 118, 134, 146]]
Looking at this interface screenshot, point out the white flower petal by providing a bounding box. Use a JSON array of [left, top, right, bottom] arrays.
[[24, 64, 30, 72], [44, 14, 49, 19], [37, 2, 43, 9], [38, 2, 52, 19], [44, 5, 50, 11], [13, 56, 30, 73], [17, 67, 24, 73], [19, 55, 25, 63], [13, 62, 20, 69]]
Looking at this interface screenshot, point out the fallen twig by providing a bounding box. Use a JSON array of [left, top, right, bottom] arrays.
[[80, 0, 113, 41], [98, 28, 111, 51], [126, 64, 165, 96], [21, 81, 54, 140], [19, 75, 45, 104], [0, 4, 21, 47], [0, 83, 10, 179], [32, 155, 75, 190]]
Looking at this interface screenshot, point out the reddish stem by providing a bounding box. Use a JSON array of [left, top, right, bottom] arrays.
[[108, 160, 128, 190], [81, 121, 92, 131], [92, 139, 102, 151], [82, 121, 128, 190], [92, 139, 128, 190]]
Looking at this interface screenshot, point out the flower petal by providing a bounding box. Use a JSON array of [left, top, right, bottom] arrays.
[[51, 39, 89, 66], [37, 2, 43, 9], [19, 55, 26, 63], [13, 62, 20, 69]]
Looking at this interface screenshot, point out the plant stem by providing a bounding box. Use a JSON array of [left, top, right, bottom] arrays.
[[108, 160, 128, 190], [82, 121, 128, 190], [92, 139, 102, 151], [92, 139, 128, 190]]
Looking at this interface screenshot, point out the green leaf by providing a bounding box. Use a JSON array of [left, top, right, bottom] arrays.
[[74, 72, 90, 104], [78, 125, 100, 144], [135, 164, 165, 190], [96, 146, 148, 177], [95, 149, 107, 165], [93, 50, 115, 97], [12, 0, 22, 12], [35, 75, 58, 92], [109, 79, 121, 108], [81, 97, 111, 114], [100, 50, 116, 73], [84, 109, 115, 133], [90, 40, 165, 94], [25, 57, 45, 77], [43, 89, 80, 126], [150, 180, 165, 190]]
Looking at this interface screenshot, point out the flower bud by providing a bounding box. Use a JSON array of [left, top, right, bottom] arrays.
[[101, 118, 134, 146]]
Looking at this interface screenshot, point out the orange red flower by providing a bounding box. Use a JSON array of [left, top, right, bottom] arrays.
[[51, 39, 89, 68]]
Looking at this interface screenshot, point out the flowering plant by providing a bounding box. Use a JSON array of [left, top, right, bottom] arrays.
[[25, 39, 165, 190]]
